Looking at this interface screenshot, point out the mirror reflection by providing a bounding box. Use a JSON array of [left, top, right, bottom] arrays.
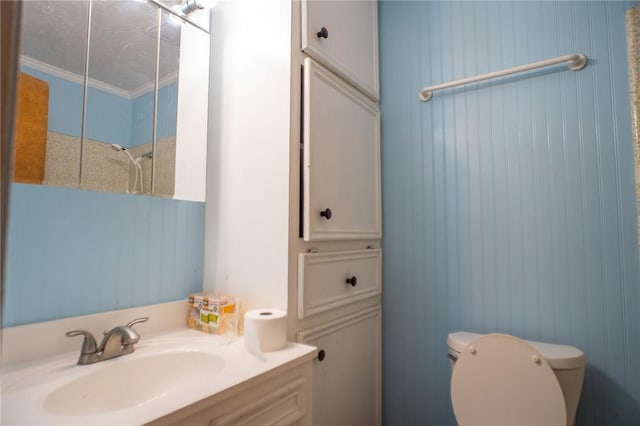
[[152, 9, 182, 197], [14, 0, 209, 201], [15, 0, 89, 187], [81, 0, 158, 194]]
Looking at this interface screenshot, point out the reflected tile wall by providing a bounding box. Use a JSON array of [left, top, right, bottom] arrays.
[[43, 132, 177, 197], [129, 136, 176, 197]]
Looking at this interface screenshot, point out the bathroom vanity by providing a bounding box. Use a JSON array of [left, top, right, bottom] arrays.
[[1, 302, 316, 425]]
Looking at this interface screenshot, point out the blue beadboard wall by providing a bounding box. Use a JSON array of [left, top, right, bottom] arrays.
[[132, 82, 179, 146], [3, 184, 204, 326], [21, 65, 132, 145], [379, 1, 640, 425]]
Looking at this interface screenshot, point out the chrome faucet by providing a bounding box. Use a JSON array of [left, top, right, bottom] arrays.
[[66, 317, 149, 365]]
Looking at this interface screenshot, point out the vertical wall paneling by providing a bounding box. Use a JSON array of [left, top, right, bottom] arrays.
[[4, 184, 204, 326], [379, 1, 640, 425]]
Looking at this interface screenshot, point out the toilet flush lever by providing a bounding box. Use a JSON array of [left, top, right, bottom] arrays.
[[532, 354, 541, 364]]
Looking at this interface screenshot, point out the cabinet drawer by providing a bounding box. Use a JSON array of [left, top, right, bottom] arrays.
[[301, 0, 379, 100], [303, 58, 381, 242], [297, 249, 381, 319]]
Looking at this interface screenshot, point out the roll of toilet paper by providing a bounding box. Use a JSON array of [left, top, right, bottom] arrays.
[[244, 309, 287, 357]]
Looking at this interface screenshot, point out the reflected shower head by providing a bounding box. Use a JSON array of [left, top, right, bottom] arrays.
[[110, 143, 138, 167], [109, 143, 143, 194]]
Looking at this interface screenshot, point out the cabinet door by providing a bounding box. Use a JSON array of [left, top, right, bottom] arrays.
[[303, 58, 381, 241], [297, 307, 381, 426], [149, 361, 312, 426], [301, 0, 379, 100]]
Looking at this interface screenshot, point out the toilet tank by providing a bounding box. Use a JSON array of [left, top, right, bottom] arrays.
[[447, 332, 585, 369], [447, 332, 586, 426]]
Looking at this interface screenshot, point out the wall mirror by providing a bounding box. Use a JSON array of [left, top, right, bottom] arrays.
[[14, 0, 210, 201]]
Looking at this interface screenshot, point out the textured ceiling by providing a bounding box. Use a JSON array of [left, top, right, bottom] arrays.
[[21, 0, 184, 93]]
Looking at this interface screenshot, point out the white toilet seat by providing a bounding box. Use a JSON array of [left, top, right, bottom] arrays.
[[451, 333, 567, 426]]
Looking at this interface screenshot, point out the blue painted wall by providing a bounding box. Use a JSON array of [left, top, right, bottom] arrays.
[[4, 184, 204, 326], [21, 65, 132, 145], [21, 65, 85, 139], [132, 82, 179, 146], [380, 1, 640, 425], [85, 84, 133, 146], [5, 69, 190, 327], [21, 65, 178, 147]]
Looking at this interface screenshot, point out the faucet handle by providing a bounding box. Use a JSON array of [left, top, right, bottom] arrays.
[[66, 330, 98, 355], [125, 317, 149, 328]]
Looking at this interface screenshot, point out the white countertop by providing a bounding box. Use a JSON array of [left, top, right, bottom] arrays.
[[1, 329, 317, 425]]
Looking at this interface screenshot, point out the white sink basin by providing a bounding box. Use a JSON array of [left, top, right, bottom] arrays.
[[43, 351, 225, 415]]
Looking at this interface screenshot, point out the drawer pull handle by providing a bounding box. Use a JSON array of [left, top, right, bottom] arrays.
[[320, 208, 332, 220], [317, 349, 326, 362], [317, 27, 329, 39], [346, 276, 358, 287]]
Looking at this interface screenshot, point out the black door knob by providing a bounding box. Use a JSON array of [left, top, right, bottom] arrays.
[[320, 208, 332, 220], [346, 276, 358, 287], [317, 349, 326, 361], [317, 27, 329, 39]]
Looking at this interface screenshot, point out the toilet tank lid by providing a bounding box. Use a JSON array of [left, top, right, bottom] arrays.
[[447, 332, 585, 369]]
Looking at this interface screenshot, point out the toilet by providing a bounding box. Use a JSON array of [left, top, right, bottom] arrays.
[[447, 332, 585, 426]]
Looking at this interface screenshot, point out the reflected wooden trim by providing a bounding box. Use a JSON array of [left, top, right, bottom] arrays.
[[13, 73, 49, 184], [626, 6, 640, 251], [1, 0, 23, 323]]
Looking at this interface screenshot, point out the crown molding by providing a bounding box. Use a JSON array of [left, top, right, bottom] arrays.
[[21, 55, 179, 101], [130, 71, 178, 99], [21, 55, 134, 99]]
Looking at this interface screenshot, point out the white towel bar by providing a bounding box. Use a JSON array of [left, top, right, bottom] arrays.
[[419, 54, 587, 102]]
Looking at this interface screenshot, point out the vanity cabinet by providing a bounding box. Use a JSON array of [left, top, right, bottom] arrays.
[[149, 357, 312, 426], [301, 0, 379, 100], [303, 58, 381, 242], [297, 307, 381, 426]]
